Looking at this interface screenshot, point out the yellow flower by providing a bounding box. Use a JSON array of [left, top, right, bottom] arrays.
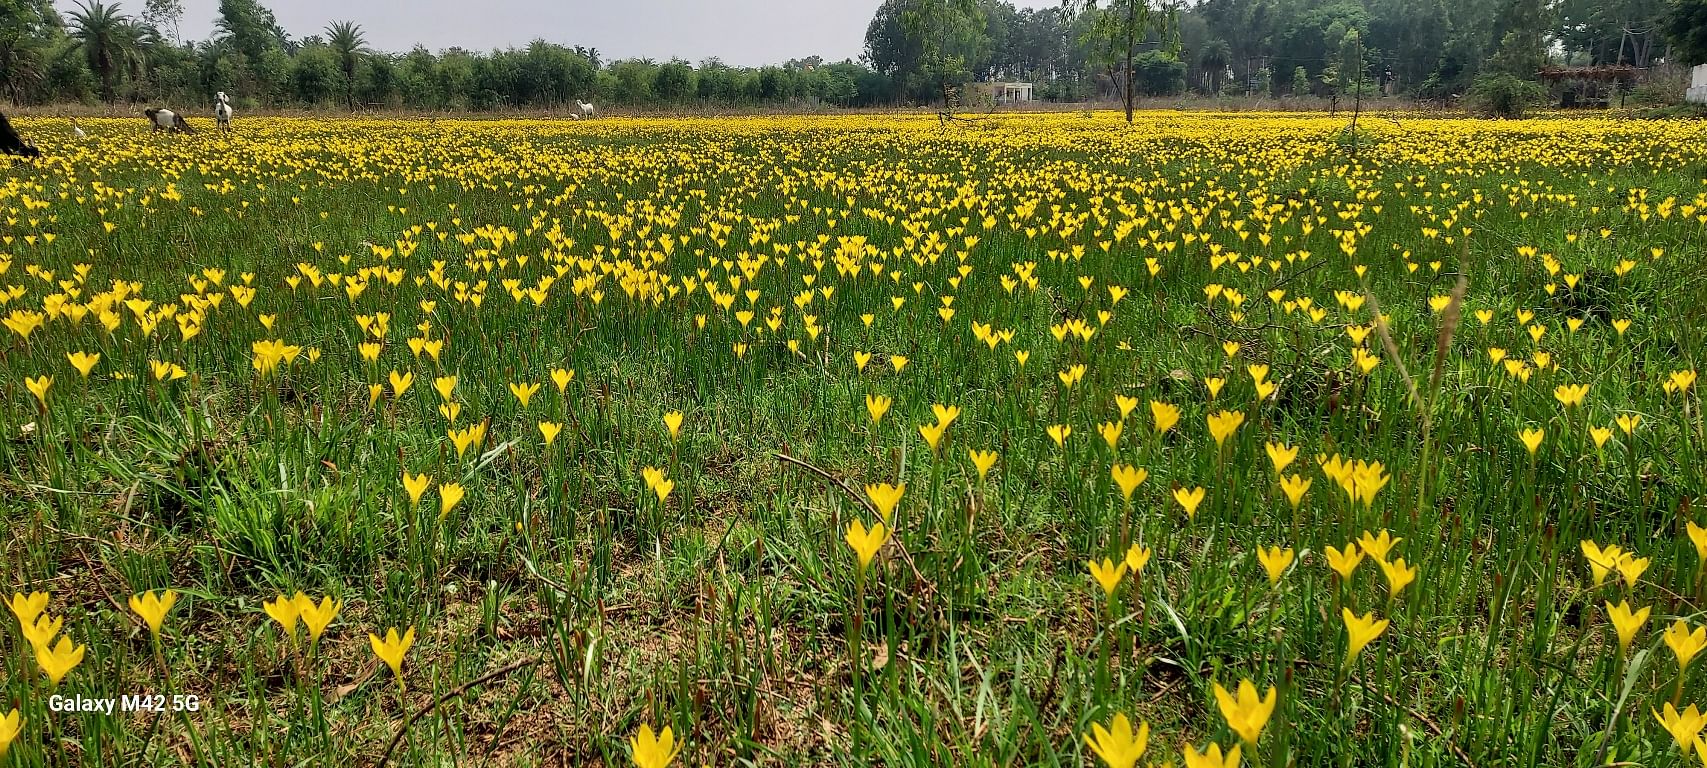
[[34, 635, 86, 685], [653, 478, 674, 504], [1664, 620, 1707, 671], [296, 595, 341, 644], [1264, 442, 1298, 475], [539, 421, 563, 445], [149, 360, 189, 381], [1181, 742, 1241, 768], [663, 410, 684, 441], [1688, 521, 1707, 563], [25, 375, 51, 406], [7, 591, 48, 628], [21, 613, 62, 649], [1616, 413, 1642, 435], [264, 595, 300, 637], [920, 421, 947, 452], [1111, 464, 1148, 500], [1257, 546, 1294, 585], [433, 374, 457, 402], [1324, 544, 1364, 581], [1213, 679, 1277, 746], [1581, 540, 1623, 586], [1099, 420, 1124, 450], [865, 394, 892, 424], [1341, 608, 1390, 663], [932, 404, 961, 428], [403, 472, 433, 506], [1087, 558, 1128, 597], [845, 519, 889, 573], [1376, 557, 1417, 598], [1357, 529, 1401, 562], [439, 482, 466, 519], [1047, 423, 1072, 447], [128, 590, 179, 637], [1083, 712, 1149, 768], [1173, 486, 1206, 519], [0, 708, 19, 758], [1206, 410, 1244, 448], [1518, 427, 1545, 456], [1616, 554, 1650, 588], [968, 449, 999, 480], [1553, 383, 1589, 408], [1654, 703, 1707, 755], [1605, 600, 1650, 653], [388, 370, 414, 397], [1125, 544, 1152, 574], [66, 351, 100, 377], [1205, 377, 1226, 399], [629, 723, 684, 768], [890, 354, 909, 372], [368, 626, 417, 688], [509, 381, 541, 407], [1277, 474, 1311, 509], [550, 367, 575, 392], [1150, 400, 1180, 435], [1589, 425, 1613, 449], [864, 482, 905, 522]]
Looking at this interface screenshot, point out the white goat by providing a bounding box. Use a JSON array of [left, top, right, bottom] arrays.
[[576, 100, 595, 118], [215, 92, 233, 131]]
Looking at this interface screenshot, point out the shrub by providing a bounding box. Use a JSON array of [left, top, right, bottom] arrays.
[[1467, 73, 1546, 118]]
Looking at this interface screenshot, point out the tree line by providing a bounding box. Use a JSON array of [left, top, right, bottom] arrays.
[[0, 0, 1702, 111]]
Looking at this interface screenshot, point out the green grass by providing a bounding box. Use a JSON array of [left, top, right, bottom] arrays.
[[1, 111, 1706, 767]]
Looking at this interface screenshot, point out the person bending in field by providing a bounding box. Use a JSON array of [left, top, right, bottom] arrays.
[[0, 110, 42, 157], [145, 108, 194, 134]]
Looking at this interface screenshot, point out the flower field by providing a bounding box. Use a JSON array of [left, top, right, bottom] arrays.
[[2, 111, 1707, 766]]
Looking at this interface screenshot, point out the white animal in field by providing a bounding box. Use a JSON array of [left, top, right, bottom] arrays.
[[71, 119, 86, 139], [576, 100, 595, 118], [214, 92, 233, 131]]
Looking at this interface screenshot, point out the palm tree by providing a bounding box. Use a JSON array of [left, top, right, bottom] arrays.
[[325, 21, 367, 111], [68, 0, 134, 104], [1198, 39, 1231, 95], [0, 32, 50, 105]]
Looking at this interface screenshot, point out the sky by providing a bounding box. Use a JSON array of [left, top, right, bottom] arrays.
[[60, 0, 1059, 68]]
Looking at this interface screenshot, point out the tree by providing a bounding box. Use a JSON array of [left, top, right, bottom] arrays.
[[0, 11, 56, 105], [1197, 38, 1230, 93], [1486, 0, 1550, 77], [1667, 0, 1707, 64], [290, 43, 339, 104], [1070, 0, 1179, 123], [355, 53, 396, 107], [324, 21, 366, 111], [1132, 50, 1185, 95], [864, 0, 987, 106], [66, 0, 133, 103], [141, 0, 181, 44], [1291, 65, 1309, 96], [215, 0, 288, 61], [654, 59, 695, 103]]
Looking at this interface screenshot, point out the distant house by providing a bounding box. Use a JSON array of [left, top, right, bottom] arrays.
[[1690, 65, 1707, 105], [988, 82, 1034, 104], [1538, 65, 1640, 109]]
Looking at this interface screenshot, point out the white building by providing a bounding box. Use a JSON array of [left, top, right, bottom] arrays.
[[990, 82, 1034, 104], [1689, 65, 1707, 105]]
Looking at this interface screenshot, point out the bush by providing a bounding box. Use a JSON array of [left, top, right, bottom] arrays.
[[1467, 73, 1546, 118], [1133, 52, 1186, 97]]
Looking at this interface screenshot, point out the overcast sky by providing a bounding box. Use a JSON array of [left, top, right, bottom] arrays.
[[61, 0, 1058, 67]]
